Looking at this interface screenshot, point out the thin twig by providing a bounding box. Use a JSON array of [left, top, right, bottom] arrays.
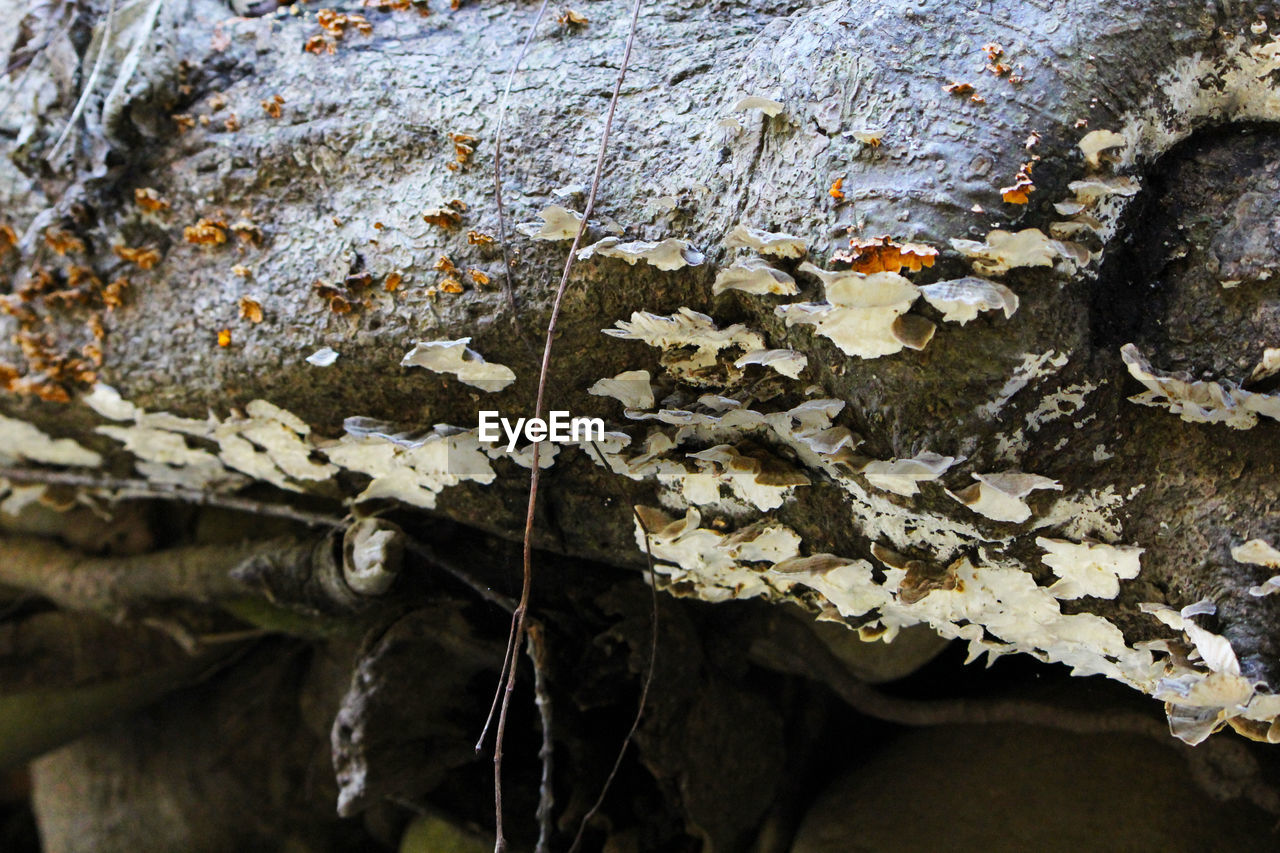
[[491, 0, 551, 349], [491, 0, 645, 847], [526, 622, 554, 853], [407, 537, 519, 754], [568, 471, 659, 853], [49, 0, 118, 162], [403, 538, 517, 614], [476, 609, 520, 752], [472, 0, 554, 755]]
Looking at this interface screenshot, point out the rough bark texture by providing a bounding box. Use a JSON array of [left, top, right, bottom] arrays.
[[4, 0, 1280, 849]]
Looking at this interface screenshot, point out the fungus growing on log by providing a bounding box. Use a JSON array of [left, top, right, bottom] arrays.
[[919, 278, 1019, 323], [712, 257, 798, 295], [861, 451, 958, 497], [400, 339, 517, 392], [776, 263, 930, 358], [946, 471, 1063, 523], [578, 237, 705, 270], [731, 95, 785, 116], [722, 224, 807, 259], [516, 205, 584, 240]]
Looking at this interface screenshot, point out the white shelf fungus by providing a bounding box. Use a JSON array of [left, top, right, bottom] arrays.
[[1121, 344, 1280, 429], [578, 237, 705, 270], [775, 263, 930, 358], [327, 427, 496, 508], [603, 308, 765, 374], [722, 224, 807, 259], [0, 416, 103, 467], [686, 444, 810, 511], [1250, 348, 1280, 382], [1066, 177, 1139, 203], [1234, 539, 1280, 568], [83, 384, 142, 421], [734, 348, 808, 379], [946, 471, 1062, 523], [1036, 538, 1144, 600], [305, 346, 340, 366], [89, 389, 338, 491], [721, 521, 804, 563], [919, 278, 1019, 324], [401, 338, 517, 392], [588, 370, 655, 409], [1235, 539, 1280, 597], [770, 553, 862, 575], [1249, 577, 1280, 597], [712, 257, 798, 295], [850, 128, 885, 146], [1079, 129, 1127, 168], [731, 95, 784, 117], [516, 205, 584, 240], [861, 451, 958, 497], [950, 229, 1087, 276]]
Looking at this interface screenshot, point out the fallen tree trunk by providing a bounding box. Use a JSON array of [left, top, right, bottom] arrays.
[[4, 0, 1280, 848]]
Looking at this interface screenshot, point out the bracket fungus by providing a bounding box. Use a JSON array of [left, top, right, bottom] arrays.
[[849, 127, 885, 146], [1250, 577, 1280, 598], [1234, 539, 1280, 568], [588, 370, 656, 409], [342, 518, 405, 597], [1036, 538, 1144, 600], [860, 451, 959, 497], [1066, 176, 1140, 204], [1235, 540, 1280, 599], [483, 440, 560, 470], [870, 543, 963, 606], [712, 257, 798, 296], [1079, 128, 1128, 168], [950, 229, 1086, 276], [632, 506, 800, 603], [400, 339, 517, 392], [946, 471, 1063, 523], [730, 95, 785, 117], [722, 224, 807, 259], [734, 348, 808, 379], [1120, 344, 1280, 429], [516, 205, 584, 240], [918, 278, 1019, 324], [305, 346, 340, 366], [721, 521, 805, 564], [0, 416, 102, 468], [1250, 349, 1280, 382], [686, 443, 810, 511], [834, 236, 938, 274], [603, 308, 765, 375], [88, 392, 336, 492], [326, 426, 496, 509], [775, 263, 932, 358], [578, 237, 705, 270]]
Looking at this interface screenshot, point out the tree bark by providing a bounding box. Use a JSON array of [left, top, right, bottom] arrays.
[[4, 0, 1280, 849]]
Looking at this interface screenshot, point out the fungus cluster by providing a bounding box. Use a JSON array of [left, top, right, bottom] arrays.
[[1121, 344, 1280, 429]]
